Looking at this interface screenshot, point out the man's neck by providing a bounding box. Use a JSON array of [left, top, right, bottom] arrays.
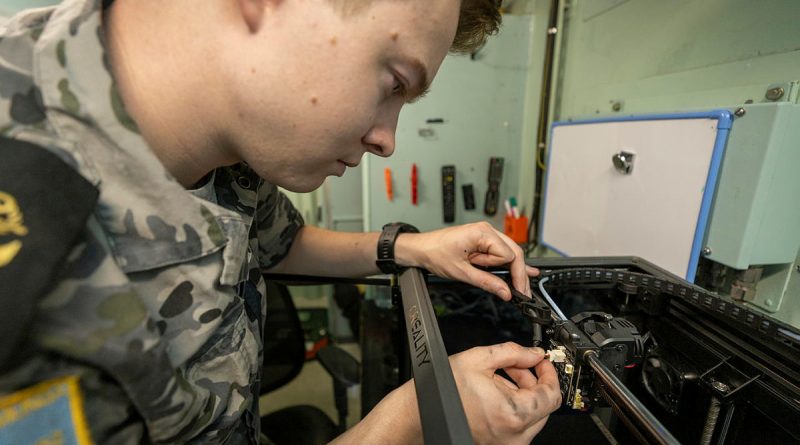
[[103, 0, 238, 187]]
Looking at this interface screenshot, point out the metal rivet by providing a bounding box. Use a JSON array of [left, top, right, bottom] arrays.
[[765, 87, 785, 101], [237, 176, 252, 189], [611, 101, 622, 112], [766, 299, 774, 306], [702, 247, 712, 256], [734, 107, 746, 117]]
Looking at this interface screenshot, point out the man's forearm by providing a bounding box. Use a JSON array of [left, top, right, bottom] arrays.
[[330, 382, 422, 445], [266, 225, 382, 277]]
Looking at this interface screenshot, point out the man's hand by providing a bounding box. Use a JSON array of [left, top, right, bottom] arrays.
[[395, 222, 539, 300], [447, 342, 562, 444], [331, 342, 561, 445]]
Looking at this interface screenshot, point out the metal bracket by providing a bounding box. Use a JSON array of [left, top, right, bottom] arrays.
[[743, 263, 794, 313], [698, 357, 760, 403]]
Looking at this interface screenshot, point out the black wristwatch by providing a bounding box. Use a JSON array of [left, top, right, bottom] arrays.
[[376, 222, 420, 274]]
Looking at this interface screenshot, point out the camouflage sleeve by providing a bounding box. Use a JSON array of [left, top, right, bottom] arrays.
[[254, 182, 304, 269]]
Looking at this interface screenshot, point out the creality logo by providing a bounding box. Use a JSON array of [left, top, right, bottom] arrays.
[[408, 305, 431, 367]]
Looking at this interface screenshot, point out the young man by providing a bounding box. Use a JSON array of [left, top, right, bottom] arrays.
[[0, 0, 561, 443]]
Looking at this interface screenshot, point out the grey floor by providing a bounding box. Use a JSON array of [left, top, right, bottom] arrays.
[[259, 342, 362, 429]]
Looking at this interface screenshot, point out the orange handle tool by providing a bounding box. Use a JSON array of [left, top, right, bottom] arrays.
[[385, 168, 393, 201]]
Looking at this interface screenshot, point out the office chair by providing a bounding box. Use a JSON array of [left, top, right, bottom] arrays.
[[260, 280, 360, 445]]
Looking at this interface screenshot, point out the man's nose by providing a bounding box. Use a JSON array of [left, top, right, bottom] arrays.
[[362, 107, 400, 157]]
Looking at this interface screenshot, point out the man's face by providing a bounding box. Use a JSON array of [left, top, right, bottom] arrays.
[[219, 0, 460, 192]]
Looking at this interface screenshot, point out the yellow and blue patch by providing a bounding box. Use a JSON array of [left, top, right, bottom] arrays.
[[0, 376, 92, 445]]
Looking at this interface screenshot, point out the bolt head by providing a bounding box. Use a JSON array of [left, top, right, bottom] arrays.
[[734, 107, 746, 117], [612, 102, 622, 112], [711, 380, 730, 393], [766, 299, 774, 306], [702, 247, 712, 256], [766, 86, 785, 101]]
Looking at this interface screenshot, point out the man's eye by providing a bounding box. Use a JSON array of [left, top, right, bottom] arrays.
[[392, 78, 407, 97]]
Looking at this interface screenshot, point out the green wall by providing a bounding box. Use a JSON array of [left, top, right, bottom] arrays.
[[553, 0, 800, 119], [0, 0, 58, 15]]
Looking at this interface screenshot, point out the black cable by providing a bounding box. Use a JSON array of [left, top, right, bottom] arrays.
[[528, 0, 560, 249]]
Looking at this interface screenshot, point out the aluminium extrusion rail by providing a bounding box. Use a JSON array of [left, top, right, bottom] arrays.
[[398, 268, 475, 445], [586, 351, 680, 445]]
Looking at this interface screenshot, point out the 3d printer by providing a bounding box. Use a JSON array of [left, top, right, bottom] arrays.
[[390, 256, 800, 445]]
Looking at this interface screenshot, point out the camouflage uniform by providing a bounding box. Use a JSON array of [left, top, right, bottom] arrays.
[[0, 1, 304, 443]]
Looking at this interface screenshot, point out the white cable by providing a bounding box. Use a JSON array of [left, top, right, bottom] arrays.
[[538, 276, 568, 321]]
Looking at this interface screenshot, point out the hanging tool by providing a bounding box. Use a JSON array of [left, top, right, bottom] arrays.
[[411, 164, 418, 205], [385, 168, 394, 201]]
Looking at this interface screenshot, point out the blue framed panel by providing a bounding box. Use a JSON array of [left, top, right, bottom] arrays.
[[539, 110, 733, 282]]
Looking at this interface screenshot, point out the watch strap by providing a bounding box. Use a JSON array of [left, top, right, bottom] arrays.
[[376, 222, 419, 274]]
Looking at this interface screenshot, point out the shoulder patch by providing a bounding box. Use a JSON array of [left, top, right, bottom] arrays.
[[0, 376, 93, 444], [0, 137, 99, 367]]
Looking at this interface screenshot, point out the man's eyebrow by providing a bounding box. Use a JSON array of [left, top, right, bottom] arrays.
[[404, 57, 431, 103]]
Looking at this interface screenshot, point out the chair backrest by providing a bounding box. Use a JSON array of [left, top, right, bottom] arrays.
[[261, 280, 306, 394]]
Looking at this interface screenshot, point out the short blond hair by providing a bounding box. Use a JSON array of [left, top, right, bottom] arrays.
[[328, 0, 501, 54], [450, 0, 501, 53]]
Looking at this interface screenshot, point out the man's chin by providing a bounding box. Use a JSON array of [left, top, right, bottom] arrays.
[[277, 176, 326, 193]]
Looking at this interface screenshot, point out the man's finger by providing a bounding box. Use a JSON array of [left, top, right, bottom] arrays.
[[533, 356, 560, 390], [473, 223, 516, 262], [493, 372, 519, 391], [506, 359, 562, 423], [504, 367, 538, 389], [494, 229, 530, 296], [468, 252, 514, 267], [526, 265, 540, 277], [463, 267, 513, 300], [477, 343, 547, 371], [514, 386, 561, 425], [527, 359, 562, 414]]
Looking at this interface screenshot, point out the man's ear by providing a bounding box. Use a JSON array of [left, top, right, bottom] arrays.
[[237, 0, 280, 33]]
